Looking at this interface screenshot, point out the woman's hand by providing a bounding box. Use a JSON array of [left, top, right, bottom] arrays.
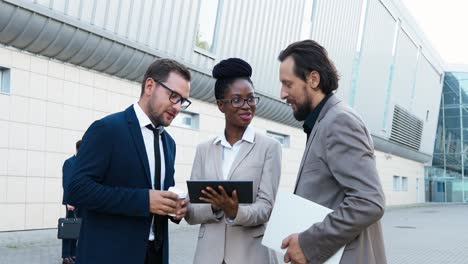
[[200, 186, 239, 218]]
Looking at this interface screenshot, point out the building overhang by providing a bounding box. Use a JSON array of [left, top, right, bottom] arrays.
[[373, 135, 432, 163], [0, 0, 301, 127], [0, 0, 432, 163]]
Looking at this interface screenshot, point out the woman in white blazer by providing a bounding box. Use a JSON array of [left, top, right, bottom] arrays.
[[185, 58, 281, 264]]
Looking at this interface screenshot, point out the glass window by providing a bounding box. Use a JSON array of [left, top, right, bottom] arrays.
[[444, 115, 460, 129], [431, 154, 445, 167], [436, 182, 445, 192], [0, 67, 10, 94], [393, 176, 400, 191], [444, 153, 462, 167], [444, 130, 461, 153], [443, 93, 459, 106], [429, 72, 468, 202], [195, 0, 220, 53], [401, 177, 408, 191], [266, 131, 290, 148], [172, 111, 199, 129]]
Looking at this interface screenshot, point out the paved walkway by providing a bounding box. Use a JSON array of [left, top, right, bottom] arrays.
[[1, 203, 468, 264], [382, 203, 468, 264], [0, 223, 199, 264]]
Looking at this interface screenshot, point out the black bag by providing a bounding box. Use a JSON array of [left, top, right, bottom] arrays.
[[57, 213, 82, 240]]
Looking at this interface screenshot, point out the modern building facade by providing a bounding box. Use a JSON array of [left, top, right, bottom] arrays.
[[0, 0, 444, 231], [427, 65, 468, 203]]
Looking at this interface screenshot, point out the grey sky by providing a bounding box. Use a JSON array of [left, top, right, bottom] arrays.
[[401, 0, 468, 65]]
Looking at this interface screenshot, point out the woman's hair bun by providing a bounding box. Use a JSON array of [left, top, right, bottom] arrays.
[[212, 58, 252, 80]]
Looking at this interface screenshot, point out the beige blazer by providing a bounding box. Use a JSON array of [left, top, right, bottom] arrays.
[[185, 132, 281, 264], [295, 95, 387, 264]]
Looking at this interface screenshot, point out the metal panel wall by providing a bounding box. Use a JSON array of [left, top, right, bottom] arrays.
[[0, 0, 302, 127], [413, 54, 443, 154], [215, 0, 304, 97], [22, 0, 306, 97], [388, 29, 418, 116], [353, 0, 396, 135], [384, 29, 419, 137], [1, 0, 446, 160], [26, 0, 201, 64], [310, 0, 363, 103]]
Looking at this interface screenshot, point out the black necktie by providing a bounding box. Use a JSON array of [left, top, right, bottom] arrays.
[[146, 124, 164, 250]]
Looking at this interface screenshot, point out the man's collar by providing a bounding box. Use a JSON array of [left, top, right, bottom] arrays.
[[303, 93, 333, 134]]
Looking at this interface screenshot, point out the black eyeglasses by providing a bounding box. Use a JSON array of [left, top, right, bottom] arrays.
[[218, 97, 260, 108], [153, 79, 192, 110]]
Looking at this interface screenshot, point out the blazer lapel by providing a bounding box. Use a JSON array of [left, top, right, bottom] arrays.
[[125, 106, 152, 187], [294, 123, 320, 192], [212, 141, 224, 180], [227, 140, 255, 180], [293, 96, 342, 193]]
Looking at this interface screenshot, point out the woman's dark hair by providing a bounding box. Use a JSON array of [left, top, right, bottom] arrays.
[[212, 58, 253, 100], [278, 40, 339, 94]]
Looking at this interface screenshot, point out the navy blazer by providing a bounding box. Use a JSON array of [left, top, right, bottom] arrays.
[[62, 155, 76, 205], [67, 106, 177, 264]]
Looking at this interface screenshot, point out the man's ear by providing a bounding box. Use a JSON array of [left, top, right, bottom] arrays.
[[216, 100, 225, 113], [307, 71, 321, 91], [144, 78, 154, 96]]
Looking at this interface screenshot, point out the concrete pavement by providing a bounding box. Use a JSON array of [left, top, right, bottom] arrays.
[[1, 203, 468, 264], [382, 203, 468, 264]]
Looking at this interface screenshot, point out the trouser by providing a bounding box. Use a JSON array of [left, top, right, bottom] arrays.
[[145, 240, 163, 264]]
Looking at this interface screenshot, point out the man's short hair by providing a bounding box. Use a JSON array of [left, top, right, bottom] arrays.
[[278, 40, 339, 94], [140, 58, 191, 97]]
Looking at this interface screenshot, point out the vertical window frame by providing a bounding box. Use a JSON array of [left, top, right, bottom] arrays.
[[0, 67, 11, 95], [401, 176, 408, 191], [193, 0, 221, 57], [393, 175, 401, 191]]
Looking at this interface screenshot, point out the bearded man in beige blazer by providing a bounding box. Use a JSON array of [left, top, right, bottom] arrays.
[[278, 40, 387, 264]]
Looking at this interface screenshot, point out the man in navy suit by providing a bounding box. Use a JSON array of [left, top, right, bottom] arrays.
[[67, 59, 191, 264], [62, 140, 81, 264]]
